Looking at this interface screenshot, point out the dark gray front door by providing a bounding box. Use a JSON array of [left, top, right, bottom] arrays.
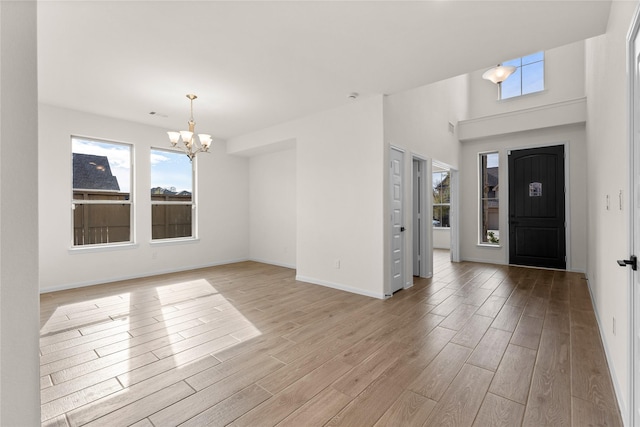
[[508, 145, 566, 269]]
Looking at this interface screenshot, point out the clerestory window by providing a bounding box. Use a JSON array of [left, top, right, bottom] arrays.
[[500, 52, 544, 100]]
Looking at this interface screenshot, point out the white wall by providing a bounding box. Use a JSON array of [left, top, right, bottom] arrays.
[[459, 124, 587, 271], [39, 104, 250, 292], [384, 75, 468, 168], [585, 1, 639, 421], [469, 40, 586, 119], [249, 148, 296, 268], [0, 1, 41, 424], [433, 228, 451, 249], [229, 96, 386, 298]]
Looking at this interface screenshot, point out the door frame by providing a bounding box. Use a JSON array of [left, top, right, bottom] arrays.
[[449, 168, 461, 263], [505, 141, 571, 270], [627, 6, 640, 425]]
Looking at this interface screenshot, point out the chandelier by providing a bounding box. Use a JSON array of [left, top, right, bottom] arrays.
[[167, 94, 212, 161]]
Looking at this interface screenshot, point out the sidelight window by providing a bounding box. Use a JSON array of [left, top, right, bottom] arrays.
[[480, 152, 499, 245]]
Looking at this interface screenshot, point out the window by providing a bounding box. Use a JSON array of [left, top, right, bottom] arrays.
[[72, 137, 132, 246], [151, 149, 194, 240], [432, 170, 450, 228], [480, 153, 499, 245], [500, 52, 544, 99]]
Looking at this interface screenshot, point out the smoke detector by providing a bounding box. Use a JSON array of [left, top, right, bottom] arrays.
[[348, 92, 359, 100]]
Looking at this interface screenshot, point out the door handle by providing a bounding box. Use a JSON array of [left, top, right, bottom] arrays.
[[400, 227, 405, 232], [617, 255, 637, 271]]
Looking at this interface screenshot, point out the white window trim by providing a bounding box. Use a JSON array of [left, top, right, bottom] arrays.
[[478, 151, 500, 246], [499, 52, 545, 100], [150, 147, 197, 241], [433, 170, 451, 229], [70, 136, 135, 248]]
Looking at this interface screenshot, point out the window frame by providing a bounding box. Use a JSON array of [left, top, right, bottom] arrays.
[[432, 170, 451, 229], [479, 152, 500, 246], [499, 51, 545, 100], [70, 136, 134, 248], [150, 147, 197, 242]]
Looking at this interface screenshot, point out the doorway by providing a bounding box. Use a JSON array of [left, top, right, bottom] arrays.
[[431, 161, 460, 265], [508, 145, 566, 269]]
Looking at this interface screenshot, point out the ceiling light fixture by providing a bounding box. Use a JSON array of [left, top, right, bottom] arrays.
[[167, 94, 212, 161], [482, 65, 517, 84]]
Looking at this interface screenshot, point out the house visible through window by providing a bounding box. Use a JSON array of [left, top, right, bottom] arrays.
[[432, 170, 450, 228], [500, 51, 544, 99], [72, 137, 132, 246], [480, 152, 499, 245], [151, 149, 194, 240]]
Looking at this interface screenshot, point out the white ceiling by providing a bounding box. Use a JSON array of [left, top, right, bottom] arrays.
[[38, 1, 612, 140]]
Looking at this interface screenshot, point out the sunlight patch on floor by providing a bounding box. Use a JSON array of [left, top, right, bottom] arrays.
[[39, 278, 262, 424]]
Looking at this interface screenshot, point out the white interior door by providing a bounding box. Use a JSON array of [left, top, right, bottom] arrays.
[[412, 159, 421, 276], [630, 12, 640, 425], [412, 157, 432, 279], [390, 147, 404, 293]]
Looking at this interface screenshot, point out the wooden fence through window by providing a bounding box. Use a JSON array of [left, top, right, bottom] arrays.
[[72, 191, 192, 245]]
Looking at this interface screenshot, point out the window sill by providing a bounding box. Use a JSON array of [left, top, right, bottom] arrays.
[[477, 243, 502, 249], [150, 237, 200, 247], [69, 242, 139, 254], [433, 227, 451, 230], [498, 88, 547, 102]]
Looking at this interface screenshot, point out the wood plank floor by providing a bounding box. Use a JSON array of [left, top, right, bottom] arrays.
[[40, 250, 623, 426]]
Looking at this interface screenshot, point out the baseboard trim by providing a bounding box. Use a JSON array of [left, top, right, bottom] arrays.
[[295, 275, 385, 300], [249, 258, 296, 270], [460, 257, 586, 274], [459, 257, 507, 265], [40, 258, 250, 294]]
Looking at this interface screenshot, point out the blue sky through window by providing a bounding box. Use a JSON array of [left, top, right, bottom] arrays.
[[486, 152, 499, 168], [500, 52, 544, 99], [150, 149, 192, 194]]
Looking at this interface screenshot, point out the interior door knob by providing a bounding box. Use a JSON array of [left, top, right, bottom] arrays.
[[617, 255, 637, 271], [400, 227, 405, 232]]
